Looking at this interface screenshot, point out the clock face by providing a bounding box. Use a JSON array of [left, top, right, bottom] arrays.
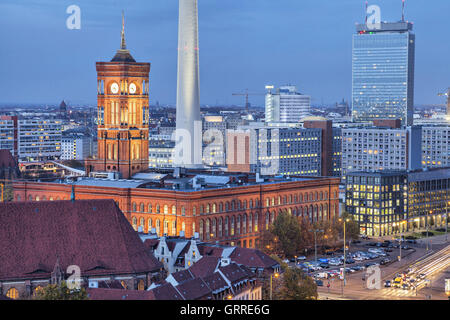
[[129, 83, 137, 94], [110, 82, 119, 94]]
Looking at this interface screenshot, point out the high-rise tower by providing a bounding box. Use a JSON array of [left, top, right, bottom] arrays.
[[174, 0, 202, 168], [86, 13, 150, 179], [352, 21, 415, 125]]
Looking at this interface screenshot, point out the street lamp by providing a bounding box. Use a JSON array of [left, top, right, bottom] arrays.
[[399, 220, 407, 262], [269, 272, 279, 300], [426, 210, 432, 251], [313, 229, 324, 264]]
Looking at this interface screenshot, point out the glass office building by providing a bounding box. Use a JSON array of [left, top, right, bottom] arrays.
[[352, 22, 415, 125]]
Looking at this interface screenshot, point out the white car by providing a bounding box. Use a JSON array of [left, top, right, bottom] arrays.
[[354, 256, 364, 261]]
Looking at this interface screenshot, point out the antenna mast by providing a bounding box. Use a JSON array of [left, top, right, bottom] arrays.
[[365, 1, 368, 25], [402, 0, 405, 22]]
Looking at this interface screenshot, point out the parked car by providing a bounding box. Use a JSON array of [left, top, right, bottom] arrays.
[[384, 280, 391, 287], [380, 258, 391, 265], [315, 280, 324, 286], [296, 256, 307, 261], [345, 258, 355, 264], [282, 259, 290, 264]]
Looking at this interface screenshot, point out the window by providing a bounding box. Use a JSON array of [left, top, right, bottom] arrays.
[[140, 203, 145, 212], [181, 206, 186, 216], [132, 202, 137, 212], [6, 288, 19, 299], [148, 218, 152, 231], [148, 203, 152, 213], [172, 205, 176, 215], [192, 206, 197, 216], [137, 280, 145, 291], [164, 205, 169, 214], [132, 217, 137, 230], [156, 204, 160, 213]]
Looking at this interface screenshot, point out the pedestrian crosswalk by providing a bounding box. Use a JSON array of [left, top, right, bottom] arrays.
[[379, 288, 416, 297]]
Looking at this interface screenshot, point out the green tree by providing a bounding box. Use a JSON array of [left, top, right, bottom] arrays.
[[272, 265, 318, 300], [32, 281, 89, 300], [269, 211, 304, 258]]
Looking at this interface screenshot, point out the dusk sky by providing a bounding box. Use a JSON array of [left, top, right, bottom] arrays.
[[0, 0, 448, 107]]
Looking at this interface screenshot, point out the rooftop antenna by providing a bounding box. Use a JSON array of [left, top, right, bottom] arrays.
[[402, 0, 405, 22], [365, 1, 368, 25]]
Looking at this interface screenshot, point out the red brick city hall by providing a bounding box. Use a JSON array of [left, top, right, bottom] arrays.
[[13, 174, 340, 249]]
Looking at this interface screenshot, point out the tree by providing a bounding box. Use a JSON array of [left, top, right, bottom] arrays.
[[269, 211, 305, 258], [272, 264, 318, 300], [32, 281, 89, 300], [336, 212, 360, 241]]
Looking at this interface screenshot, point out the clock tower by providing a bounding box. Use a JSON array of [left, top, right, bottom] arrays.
[[86, 13, 150, 179]]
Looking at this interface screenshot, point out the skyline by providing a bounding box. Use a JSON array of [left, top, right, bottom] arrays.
[[0, 0, 449, 106]]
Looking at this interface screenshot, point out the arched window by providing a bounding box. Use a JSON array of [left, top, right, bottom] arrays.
[[218, 217, 223, 237], [132, 217, 137, 231], [288, 208, 292, 215], [35, 196, 40, 201], [200, 205, 204, 214], [230, 216, 235, 236], [42, 196, 46, 201], [139, 217, 145, 229], [6, 288, 19, 299], [271, 211, 275, 223], [212, 203, 216, 213], [289, 195, 292, 204], [324, 205, 328, 219], [148, 203, 152, 213], [164, 205, 168, 214], [148, 218, 153, 231], [224, 217, 229, 236], [192, 206, 197, 216], [182, 222, 186, 232], [219, 202, 223, 212], [299, 193, 303, 202], [283, 196, 287, 204], [206, 204, 210, 214], [199, 220, 204, 240], [271, 197, 275, 206], [236, 216, 241, 235], [49, 196, 53, 201], [249, 200, 253, 208], [324, 191, 328, 200], [212, 218, 216, 238], [243, 200, 247, 209], [265, 212, 270, 230], [206, 219, 211, 240], [192, 222, 196, 234], [225, 202, 229, 211], [156, 219, 160, 235], [163, 220, 168, 235], [315, 192, 318, 201], [266, 198, 270, 207], [140, 203, 145, 212], [320, 192, 323, 200], [172, 205, 176, 215], [16, 195, 21, 201], [248, 214, 252, 233], [254, 213, 258, 232], [181, 206, 186, 216], [319, 204, 323, 221], [156, 204, 160, 213], [278, 196, 281, 205], [28, 195, 32, 201], [172, 221, 176, 236], [137, 280, 145, 291]]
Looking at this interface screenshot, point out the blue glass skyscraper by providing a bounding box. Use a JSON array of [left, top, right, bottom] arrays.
[[352, 22, 415, 125]]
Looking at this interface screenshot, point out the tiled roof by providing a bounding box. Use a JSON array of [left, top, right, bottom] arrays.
[[188, 256, 220, 278], [0, 199, 163, 281], [171, 269, 194, 284], [201, 272, 229, 292], [143, 239, 160, 250], [149, 282, 184, 300], [175, 277, 212, 300], [197, 244, 224, 257], [87, 288, 154, 300], [218, 263, 250, 284], [229, 247, 279, 269]]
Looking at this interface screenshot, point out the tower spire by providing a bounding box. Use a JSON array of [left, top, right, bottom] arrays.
[[402, 0, 405, 22], [121, 10, 127, 50]]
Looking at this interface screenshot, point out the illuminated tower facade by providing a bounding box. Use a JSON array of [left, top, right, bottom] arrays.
[[174, 0, 202, 168], [87, 14, 150, 179]]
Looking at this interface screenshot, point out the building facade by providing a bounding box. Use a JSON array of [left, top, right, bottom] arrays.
[[345, 168, 449, 236], [341, 125, 422, 180], [13, 174, 340, 250], [18, 119, 62, 162], [0, 116, 18, 159], [61, 133, 92, 160], [421, 126, 450, 169], [352, 22, 415, 125], [265, 86, 310, 123]]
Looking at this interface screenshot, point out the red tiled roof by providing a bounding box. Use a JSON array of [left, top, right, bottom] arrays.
[[171, 269, 194, 284], [0, 199, 163, 281], [149, 282, 184, 300], [201, 272, 229, 292], [175, 277, 212, 300], [188, 256, 220, 278], [87, 288, 154, 300], [197, 244, 224, 257], [218, 263, 250, 284], [229, 247, 279, 269]]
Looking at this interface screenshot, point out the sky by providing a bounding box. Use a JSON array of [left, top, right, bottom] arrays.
[[0, 0, 449, 107]]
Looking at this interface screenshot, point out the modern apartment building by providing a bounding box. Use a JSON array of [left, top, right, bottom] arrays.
[[341, 123, 422, 181], [265, 86, 310, 123], [421, 125, 450, 168], [18, 119, 62, 162]]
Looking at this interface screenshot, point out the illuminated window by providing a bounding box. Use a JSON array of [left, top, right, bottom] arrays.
[[7, 288, 19, 299]]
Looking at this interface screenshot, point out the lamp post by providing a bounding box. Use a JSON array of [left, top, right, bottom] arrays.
[[269, 272, 279, 300], [399, 220, 406, 262], [314, 229, 324, 264], [426, 210, 432, 251]]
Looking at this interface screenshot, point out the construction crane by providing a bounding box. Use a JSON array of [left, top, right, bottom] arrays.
[[232, 89, 266, 114], [438, 88, 450, 116]]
